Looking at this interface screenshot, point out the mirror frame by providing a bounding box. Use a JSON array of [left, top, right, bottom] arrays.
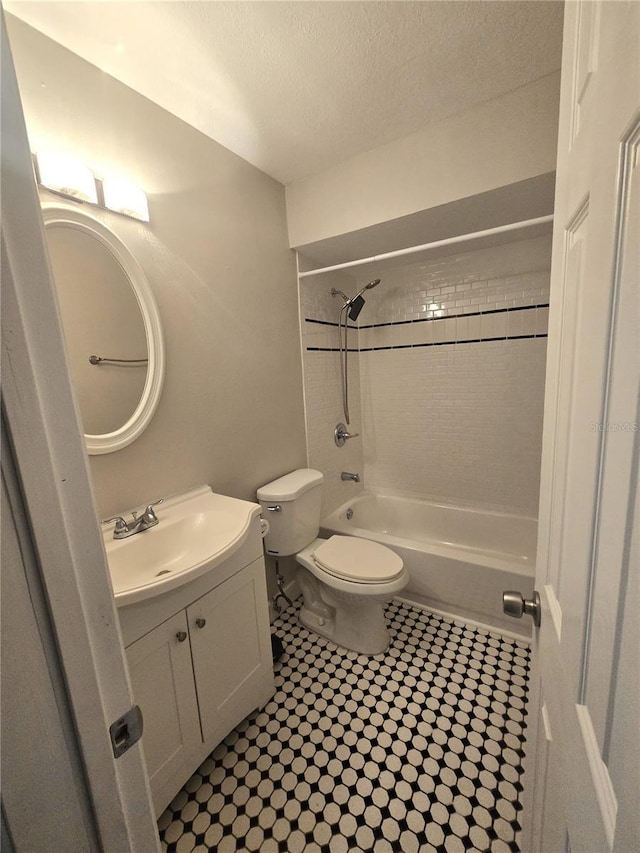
[[42, 203, 165, 454]]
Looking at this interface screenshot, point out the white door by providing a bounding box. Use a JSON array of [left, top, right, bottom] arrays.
[[2, 13, 160, 850], [518, 3, 640, 852]]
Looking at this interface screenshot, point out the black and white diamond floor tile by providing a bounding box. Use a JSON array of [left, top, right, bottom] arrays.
[[158, 599, 530, 853]]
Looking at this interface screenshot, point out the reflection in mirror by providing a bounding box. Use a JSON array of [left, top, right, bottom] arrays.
[[42, 204, 165, 454], [47, 225, 148, 434]]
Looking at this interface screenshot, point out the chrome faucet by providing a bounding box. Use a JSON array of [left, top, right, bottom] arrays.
[[104, 499, 163, 539], [341, 472, 360, 483]]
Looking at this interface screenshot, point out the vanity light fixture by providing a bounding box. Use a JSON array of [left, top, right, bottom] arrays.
[[34, 151, 150, 222], [102, 175, 149, 222], [35, 150, 98, 204]]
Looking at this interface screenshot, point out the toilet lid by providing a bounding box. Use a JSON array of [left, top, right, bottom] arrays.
[[312, 535, 404, 583]]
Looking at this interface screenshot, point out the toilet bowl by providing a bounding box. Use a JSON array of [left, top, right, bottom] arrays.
[[296, 536, 409, 654], [256, 469, 409, 655]]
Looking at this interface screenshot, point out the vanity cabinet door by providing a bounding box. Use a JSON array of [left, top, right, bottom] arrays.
[[187, 559, 274, 746], [125, 610, 201, 807]]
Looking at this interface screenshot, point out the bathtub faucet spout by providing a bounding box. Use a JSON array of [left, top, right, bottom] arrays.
[[341, 471, 360, 482]]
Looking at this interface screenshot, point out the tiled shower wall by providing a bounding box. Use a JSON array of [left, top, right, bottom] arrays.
[[300, 235, 551, 518]]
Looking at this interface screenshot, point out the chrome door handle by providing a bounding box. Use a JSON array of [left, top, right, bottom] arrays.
[[503, 590, 541, 627]]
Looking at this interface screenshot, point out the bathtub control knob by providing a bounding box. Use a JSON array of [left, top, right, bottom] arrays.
[[503, 590, 541, 627], [335, 423, 360, 447]]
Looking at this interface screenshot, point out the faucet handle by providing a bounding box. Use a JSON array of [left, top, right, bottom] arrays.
[[103, 516, 129, 533], [142, 499, 163, 522], [334, 423, 360, 447]]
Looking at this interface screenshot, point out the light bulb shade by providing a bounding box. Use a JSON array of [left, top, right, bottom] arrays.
[[103, 176, 149, 222], [36, 151, 98, 204]]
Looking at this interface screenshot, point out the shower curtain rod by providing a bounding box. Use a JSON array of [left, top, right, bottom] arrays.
[[297, 214, 554, 279]]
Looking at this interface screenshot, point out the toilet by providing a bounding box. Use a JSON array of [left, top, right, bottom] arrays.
[[257, 469, 408, 654]]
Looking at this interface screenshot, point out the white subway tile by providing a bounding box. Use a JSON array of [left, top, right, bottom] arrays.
[[480, 313, 495, 340], [519, 309, 537, 337], [412, 321, 434, 346], [432, 319, 447, 343], [536, 306, 550, 335], [467, 315, 482, 339], [507, 311, 523, 337], [456, 316, 470, 341], [304, 237, 552, 517], [358, 327, 376, 350], [492, 312, 508, 338]]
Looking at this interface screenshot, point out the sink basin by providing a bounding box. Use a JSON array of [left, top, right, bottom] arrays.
[[104, 486, 262, 606]]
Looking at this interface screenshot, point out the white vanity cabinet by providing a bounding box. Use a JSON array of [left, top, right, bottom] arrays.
[[117, 517, 274, 816], [125, 610, 202, 807]]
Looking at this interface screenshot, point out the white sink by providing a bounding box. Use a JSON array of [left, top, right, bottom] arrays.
[[104, 486, 261, 606]]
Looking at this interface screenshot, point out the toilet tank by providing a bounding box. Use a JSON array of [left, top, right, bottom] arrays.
[[257, 469, 323, 556]]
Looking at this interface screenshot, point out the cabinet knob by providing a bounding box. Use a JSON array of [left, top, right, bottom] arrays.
[[195, 618, 206, 629], [176, 631, 187, 642]]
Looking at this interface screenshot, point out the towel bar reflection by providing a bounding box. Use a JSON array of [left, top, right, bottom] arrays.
[[89, 355, 148, 366]]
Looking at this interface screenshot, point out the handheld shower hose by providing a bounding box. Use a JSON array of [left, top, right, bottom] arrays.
[[331, 279, 380, 424]]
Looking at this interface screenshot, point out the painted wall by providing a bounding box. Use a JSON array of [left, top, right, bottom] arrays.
[[300, 236, 551, 518], [7, 16, 307, 524], [287, 73, 561, 248]]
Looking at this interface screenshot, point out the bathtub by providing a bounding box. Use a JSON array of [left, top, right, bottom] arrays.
[[321, 491, 536, 637]]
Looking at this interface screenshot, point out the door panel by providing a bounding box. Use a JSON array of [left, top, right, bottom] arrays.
[[188, 560, 273, 746], [584, 117, 640, 745], [126, 611, 201, 806], [1, 447, 98, 852], [524, 3, 640, 852]]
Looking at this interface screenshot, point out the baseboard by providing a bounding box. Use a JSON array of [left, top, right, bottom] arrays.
[[269, 582, 529, 642], [395, 592, 532, 643]]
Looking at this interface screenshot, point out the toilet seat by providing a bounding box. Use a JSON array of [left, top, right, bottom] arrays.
[[311, 535, 404, 584]]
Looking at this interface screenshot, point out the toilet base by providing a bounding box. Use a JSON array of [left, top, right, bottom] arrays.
[[297, 567, 392, 655]]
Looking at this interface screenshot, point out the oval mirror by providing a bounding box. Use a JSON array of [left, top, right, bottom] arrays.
[[41, 203, 165, 454]]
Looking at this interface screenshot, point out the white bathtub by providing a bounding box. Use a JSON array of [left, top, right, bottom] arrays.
[[321, 491, 536, 636]]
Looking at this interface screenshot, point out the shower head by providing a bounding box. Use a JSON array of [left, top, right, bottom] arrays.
[[353, 278, 381, 301], [331, 278, 382, 320], [348, 294, 366, 321]]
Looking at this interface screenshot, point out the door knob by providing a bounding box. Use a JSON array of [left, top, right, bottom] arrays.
[[176, 631, 187, 642], [195, 618, 206, 629], [503, 590, 541, 627]]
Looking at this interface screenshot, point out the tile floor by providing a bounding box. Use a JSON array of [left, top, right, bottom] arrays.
[[158, 599, 530, 853]]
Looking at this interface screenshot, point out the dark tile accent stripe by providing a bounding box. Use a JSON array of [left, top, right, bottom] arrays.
[[305, 318, 358, 329], [307, 347, 360, 352], [307, 333, 548, 353], [304, 302, 549, 330], [357, 302, 549, 330]]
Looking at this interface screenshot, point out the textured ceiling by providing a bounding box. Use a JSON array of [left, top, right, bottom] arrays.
[[5, 1, 564, 185]]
